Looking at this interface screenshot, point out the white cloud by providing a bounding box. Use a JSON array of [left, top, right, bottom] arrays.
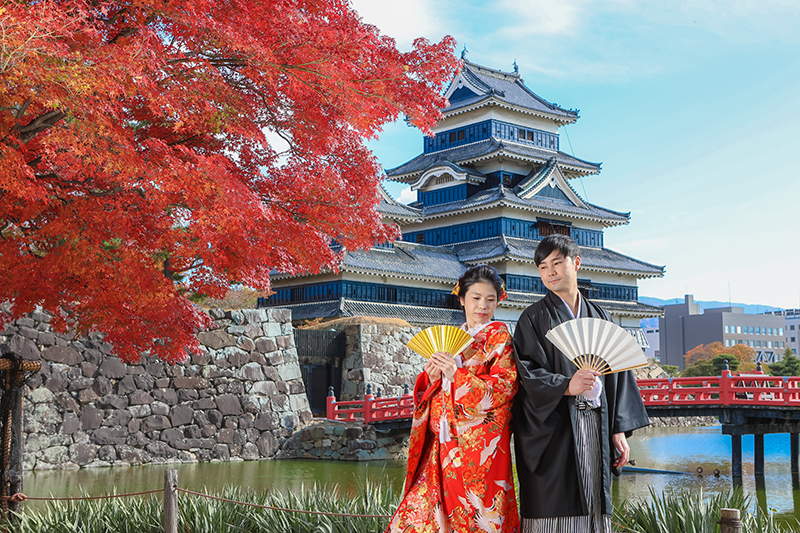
[[349, 0, 447, 50], [396, 186, 417, 205]]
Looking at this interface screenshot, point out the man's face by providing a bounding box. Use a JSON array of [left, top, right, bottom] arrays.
[[538, 250, 581, 295]]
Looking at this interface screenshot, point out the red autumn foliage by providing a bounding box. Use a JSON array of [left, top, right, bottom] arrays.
[[683, 342, 756, 367], [0, 0, 458, 363]]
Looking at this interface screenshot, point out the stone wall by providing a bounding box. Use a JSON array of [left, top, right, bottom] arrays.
[[279, 419, 409, 461], [338, 324, 426, 400], [1, 308, 313, 470]]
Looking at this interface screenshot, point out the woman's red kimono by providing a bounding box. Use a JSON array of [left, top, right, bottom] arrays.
[[386, 321, 519, 533]]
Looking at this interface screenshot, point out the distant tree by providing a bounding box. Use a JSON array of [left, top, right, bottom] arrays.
[[660, 364, 680, 377], [767, 353, 800, 377], [681, 359, 715, 377], [684, 342, 755, 368], [785, 346, 795, 359]]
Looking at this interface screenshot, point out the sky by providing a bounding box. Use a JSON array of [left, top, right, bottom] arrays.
[[349, 0, 800, 310]]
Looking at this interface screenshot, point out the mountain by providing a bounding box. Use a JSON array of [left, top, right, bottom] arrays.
[[638, 297, 783, 328]]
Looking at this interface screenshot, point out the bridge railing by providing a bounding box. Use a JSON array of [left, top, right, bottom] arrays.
[[639, 370, 800, 407], [326, 386, 413, 423]]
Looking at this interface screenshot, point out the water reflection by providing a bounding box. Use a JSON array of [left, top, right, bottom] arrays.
[[19, 426, 800, 522]]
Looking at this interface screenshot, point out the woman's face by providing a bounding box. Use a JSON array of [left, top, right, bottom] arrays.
[[459, 280, 498, 329]]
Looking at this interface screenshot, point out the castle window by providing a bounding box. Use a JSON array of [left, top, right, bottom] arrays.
[[416, 234, 425, 244], [458, 130, 465, 141], [537, 221, 571, 237]]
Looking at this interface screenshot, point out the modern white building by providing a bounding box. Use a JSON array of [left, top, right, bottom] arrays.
[[763, 309, 800, 356]]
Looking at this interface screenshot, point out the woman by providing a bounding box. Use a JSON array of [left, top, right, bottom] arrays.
[[387, 265, 519, 533]]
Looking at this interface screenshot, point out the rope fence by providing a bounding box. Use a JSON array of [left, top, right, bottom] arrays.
[[5, 470, 393, 532]]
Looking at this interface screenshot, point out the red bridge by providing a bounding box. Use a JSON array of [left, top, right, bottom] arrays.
[[327, 370, 800, 478]]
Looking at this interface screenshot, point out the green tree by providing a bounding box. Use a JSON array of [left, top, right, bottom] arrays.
[[661, 364, 680, 377], [681, 354, 738, 377], [768, 353, 800, 377]]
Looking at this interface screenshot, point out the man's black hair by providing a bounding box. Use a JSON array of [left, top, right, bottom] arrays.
[[534, 234, 580, 266]]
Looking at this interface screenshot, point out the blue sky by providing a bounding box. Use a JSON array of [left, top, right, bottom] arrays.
[[350, 0, 800, 309]]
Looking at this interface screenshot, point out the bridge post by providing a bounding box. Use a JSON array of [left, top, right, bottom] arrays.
[[731, 434, 742, 478], [754, 434, 765, 476], [791, 433, 799, 474], [326, 387, 336, 420]]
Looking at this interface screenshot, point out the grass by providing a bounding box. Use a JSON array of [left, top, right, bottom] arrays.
[[2, 483, 798, 533]]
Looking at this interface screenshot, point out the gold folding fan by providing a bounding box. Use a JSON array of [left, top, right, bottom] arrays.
[[545, 318, 647, 374], [406, 325, 474, 359]]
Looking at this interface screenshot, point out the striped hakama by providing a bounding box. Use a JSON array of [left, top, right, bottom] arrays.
[[522, 401, 612, 533]]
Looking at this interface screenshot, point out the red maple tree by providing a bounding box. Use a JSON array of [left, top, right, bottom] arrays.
[[0, 0, 457, 363]]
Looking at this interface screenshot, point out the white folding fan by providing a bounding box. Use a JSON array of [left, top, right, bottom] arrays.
[[545, 317, 647, 374], [406, 325, 474, 359]]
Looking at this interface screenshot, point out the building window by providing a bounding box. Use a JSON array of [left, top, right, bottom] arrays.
[[537, 221, 570, 237], [724, 325, 730, 334], [725, 339, 730, 347], [768, 327, 773, 335], [756, 327, 761, 334], [756, 340, 761, 347], [738, 339, 743, 344], [749, 327, 754, 334], [768, 341, 773, 348], [791, 325, 796, 330], [779, 328, 784, 336], [736, 326, 742, 334], [416, 234, 424, 244], [782, 341, 785, 348], [792, 337, 796, 343]]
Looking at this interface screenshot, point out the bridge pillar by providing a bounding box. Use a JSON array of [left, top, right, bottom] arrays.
[[792, 433, 799, 474], [754, 434, 765, 476], [731, 435, 742, 478]]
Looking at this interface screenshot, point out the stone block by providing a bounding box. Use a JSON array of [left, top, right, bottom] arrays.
[[67, 376, 94, 392], [92, 427, 128, 445], [230, 310, 245, 325], [254, 412, 277, 431], [173, 377, 209, 389], [98, 358, 127, 379], [241, 442, 259, 460], [151, 401, 169, 416], [255, 338, 277, 354], [250, 381, 277, 397], [116, 375, 137, 395], [236, 363, 265, 381], [38, 332, 56, 346], [71, 442, 98, 466], [41, 345, 80, 365], [276, 335, 292, 348], [77, 388, 99, 404], [170, 405, 194, 427], [197, 330, 236, 350], [216, 395, 242, 416], [227, 349, 249, 367], [29, 387, 55, 404], [128, 404, 152, 418], [154, 378, 170, 388], [153, 388, 178, 405], [244, 324, 262, 339], [207, 410, 224, 427], [134, 373, 155, 391], [62, 412, 80, 434], [264, 323, 282, 337], [243, 309, 267, 324], [191, 351, 212, 366], [263, 367, 280, 382], [237, 336, 256, 353], [218, 428, 234, 444], [98, 394, 129, 410], [277, 364, 301, 381], [179, 389, 200, 402], [80, 406, 104, 430], [289, 380, 305, 394], [117, 445, 147, 465], [129, 391, 154, 405], [142, 415, 171, 432], [92, 376, 112, 396], [213, 444, 230, 461], [228, 325, 246, 336], [104, 410, 132, 428]]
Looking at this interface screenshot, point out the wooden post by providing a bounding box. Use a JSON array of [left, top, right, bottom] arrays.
[[731, 434, 742, 478], [719, 508, 741, 533], [164, 469, 178, 533], [791, 433, 799, 474], [754, 434, 765, 476]]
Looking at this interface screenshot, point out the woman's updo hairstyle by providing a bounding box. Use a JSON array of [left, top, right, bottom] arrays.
[[455, 264, 505, 301]]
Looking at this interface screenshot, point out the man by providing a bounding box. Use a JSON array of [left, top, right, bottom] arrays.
[[512, 234, 649, 532]]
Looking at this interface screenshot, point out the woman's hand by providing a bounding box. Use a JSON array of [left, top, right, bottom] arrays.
[[429, 351, 457, 382], [424, 358, 442, 381]]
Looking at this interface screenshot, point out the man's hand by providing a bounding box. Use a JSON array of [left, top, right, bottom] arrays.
[[429, 351, 457, 382], [612, 432, 630, 470], [565, 368, 601, 396]]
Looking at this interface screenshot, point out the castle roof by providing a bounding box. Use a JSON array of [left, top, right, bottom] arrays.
[[445, 60, 579, 124], [418, 184, 629, 227], [453, 236, 665, 278], [276, 299, 464, 326], [377, 184, 421, 223], [385, 138, 600, 182], [340, 241, 465, 283]]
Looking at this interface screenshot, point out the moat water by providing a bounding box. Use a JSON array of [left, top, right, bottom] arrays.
[[20, 425, 800, 522]]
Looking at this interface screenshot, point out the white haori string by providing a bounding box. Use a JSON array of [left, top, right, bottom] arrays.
[[439, 353, 463, 443], [583, 376, 602, 408]]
